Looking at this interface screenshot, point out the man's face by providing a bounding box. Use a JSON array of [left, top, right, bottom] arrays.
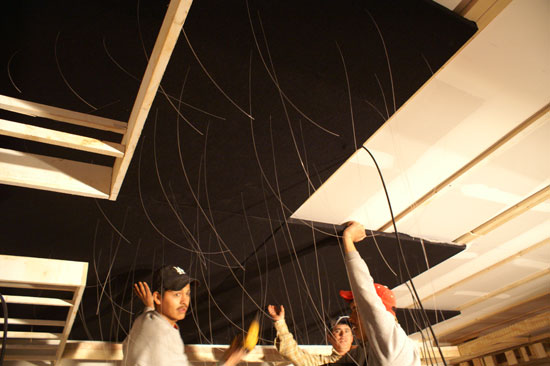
[[328, 323, 353, 354], [154, 283, 191, 325], [349, 301, 367, 341]]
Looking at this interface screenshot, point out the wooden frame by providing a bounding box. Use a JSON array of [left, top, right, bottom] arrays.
[[0, 0, 193, 201], [0, 254, 88, 364]]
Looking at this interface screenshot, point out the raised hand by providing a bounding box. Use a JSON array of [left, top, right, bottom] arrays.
[[133, 281, 154, 308], [343, 221, 366, 243], [267, 304, 285, 321]]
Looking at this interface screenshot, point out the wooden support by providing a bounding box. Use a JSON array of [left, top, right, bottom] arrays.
[[54, 263, 88, 364], [0, 94, 127, 134], [504, 350, 518, 364], [407, 238, 550, 310], [471, 358, 482, 366], [0, 254, 89, 289], [0, 147, 111, 198], [457, 267, 550, 311], [62, 342, 122, 361], [529, 342, 547, 359], [109, 0, 194, 200], [0, 331, 61, 339], [0, 119, 125, 157], [457, 312, 550, 357], [377, 103, 550, 232], [458, 0, 513, 31], [5, 354, 56, 361], [454, 185, 550, 244], [3, 295, 73, 307], [0, 318, 65, 327], [519, 346, 530, 362], [483, 355, 496, 366], [0, 255, 88, 363]]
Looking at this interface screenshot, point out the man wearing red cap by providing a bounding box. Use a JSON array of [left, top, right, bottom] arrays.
[[339, 222, 420, 366]]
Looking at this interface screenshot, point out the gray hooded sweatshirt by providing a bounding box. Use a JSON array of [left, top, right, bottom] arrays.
[[345, 251, 420, 366], [121, 307, 190, 366]]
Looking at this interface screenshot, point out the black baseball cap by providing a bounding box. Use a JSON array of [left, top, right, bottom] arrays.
[[152, 265, 199, 293]]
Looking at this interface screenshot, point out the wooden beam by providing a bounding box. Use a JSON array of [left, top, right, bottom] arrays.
[[438, 293, 550, 343], [458, 0, 512, 31], [0, 118, 125, 157], [483, 355, 497, 366], [405, 238, 550, 309], [62, 341, 122, 361], [377, 103, 550, 232], [0, 254, 89, 289], [0, 318, 66, 327], [4, 354, 56, 361], [0, 147, 111, 198], [505, 350, 519, 365], [55, 264, 88, 364], [0, 331, 61, 339], [0, 94, 127, 134], [3, 295, 73, 307], [457, 268, 550, 311], [530, 342, 547, 359], [0, 281, 76, 292], [519, 347, 530, 362], [457, 312, 550, 356], [109, 0, 193, 200], [54, 341, 460, 364], [454, 185, 550, 244]]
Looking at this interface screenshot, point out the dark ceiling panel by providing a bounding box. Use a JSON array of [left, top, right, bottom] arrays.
[[0, 0, 475, 344]]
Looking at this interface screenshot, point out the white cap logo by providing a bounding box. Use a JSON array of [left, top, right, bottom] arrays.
[[173, 266, 186, 275]]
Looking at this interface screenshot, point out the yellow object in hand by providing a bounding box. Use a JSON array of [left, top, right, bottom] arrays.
[[243, 315, 260, 351]]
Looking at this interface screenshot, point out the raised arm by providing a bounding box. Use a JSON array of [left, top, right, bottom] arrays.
[[134, 281, 154, 310], [341, 222, 419, 366], [268, 305, 342, 366]]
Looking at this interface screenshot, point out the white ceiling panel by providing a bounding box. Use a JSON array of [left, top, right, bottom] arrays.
[[395, 116, 550, 241], [291, 0, 550, 234], [394, 219, 550, 308], [410, 273, 550, 341], [291, 0, 550, 344]]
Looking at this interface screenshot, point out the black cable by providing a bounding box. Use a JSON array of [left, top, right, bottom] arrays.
[[361, 145, 448, 366], [0, 293, 8, 366]]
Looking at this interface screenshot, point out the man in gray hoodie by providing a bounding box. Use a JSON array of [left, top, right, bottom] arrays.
[[340, 222, 420, 366], [122, 265, 245, 366]]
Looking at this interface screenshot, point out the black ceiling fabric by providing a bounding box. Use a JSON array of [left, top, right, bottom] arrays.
[[0, 0, 475, 344]]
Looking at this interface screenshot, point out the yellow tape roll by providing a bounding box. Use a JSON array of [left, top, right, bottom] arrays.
[[243, 316, 260, 351]]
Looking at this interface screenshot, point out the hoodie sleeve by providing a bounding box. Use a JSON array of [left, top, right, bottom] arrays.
[[274, 319, 342, 366]]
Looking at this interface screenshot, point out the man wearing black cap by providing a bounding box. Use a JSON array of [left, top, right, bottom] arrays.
[[122, 265, 244, 366]]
